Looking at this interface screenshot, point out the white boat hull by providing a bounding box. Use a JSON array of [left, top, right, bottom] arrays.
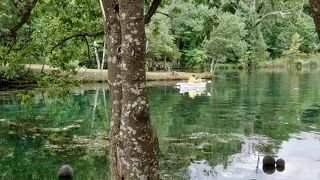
[[176, 82, 207, 94], [176, 82, 206, 88]]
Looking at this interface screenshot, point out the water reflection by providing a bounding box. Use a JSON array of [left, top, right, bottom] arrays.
[[0, 70, 320, 179], [0, 88, 110, 179], [151, 70, 320, 179], [182, 132, 319, 180]]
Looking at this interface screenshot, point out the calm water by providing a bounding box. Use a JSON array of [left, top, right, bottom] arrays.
[[1, 70, 320, 179]]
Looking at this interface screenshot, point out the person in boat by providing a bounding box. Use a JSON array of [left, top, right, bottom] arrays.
[[188, 74, 197, 83], [196, 77, 203, 83]]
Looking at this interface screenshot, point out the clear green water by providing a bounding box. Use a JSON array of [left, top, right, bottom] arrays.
[[1, 70, 320, 179]]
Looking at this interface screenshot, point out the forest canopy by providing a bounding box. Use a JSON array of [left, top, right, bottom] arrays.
[[0, 0, 319, 80]]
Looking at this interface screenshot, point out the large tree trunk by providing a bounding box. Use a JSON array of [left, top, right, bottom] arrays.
[[118, 1, 159, 179], [310, 0, 320, 39], [100, 0, 159, 179], [99, 0, 123, 179]]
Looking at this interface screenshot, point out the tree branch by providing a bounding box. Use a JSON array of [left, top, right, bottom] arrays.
[[6, 36, 17, 55], [156, 11, 174, 19], [144, 0, 162, 24], [0, 0, 38, 55], [50, 31, 104, 53], [82, 36, 91, 63], [10, 0, 38, 36], [12, 0, 20, 8], [255, 11, 289, 26], [1, 0, 38, 38], [260, 11, 287, 21]]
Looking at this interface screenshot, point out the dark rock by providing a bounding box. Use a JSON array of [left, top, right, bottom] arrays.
[[263, 156, 275, 166], [263, 164, 275, 175], [276, 165, 285, 172], [276, 158, 285, 172], [276, 158, 285, 167], [58, 165, 73, 178]]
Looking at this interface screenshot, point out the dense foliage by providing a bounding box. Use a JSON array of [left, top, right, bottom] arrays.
[[0, 0, 319, 80]]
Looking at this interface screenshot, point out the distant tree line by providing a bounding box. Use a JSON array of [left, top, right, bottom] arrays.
[[0, 0, 320, 78]]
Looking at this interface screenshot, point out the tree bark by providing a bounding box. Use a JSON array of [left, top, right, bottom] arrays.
[[309, 0, 320, 39], [100, 0, 159, 179], [99, 0, 123, 179], [118, 0, 159, 179]]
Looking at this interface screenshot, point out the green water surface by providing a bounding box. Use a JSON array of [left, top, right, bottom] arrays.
[[1, 70, 320, 179]]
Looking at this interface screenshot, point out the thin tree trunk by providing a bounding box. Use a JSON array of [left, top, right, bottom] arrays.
[[309, 0, 320, 39], [99, 0, 123, 179], [210, 56, 219, 75], [250, 0, 256, 12], [212, 58, 219, 76], [210, 57, 215, 74], [118, 0, 159, 179], [164, 55, 167, 71], [41, 56, 47, 73], [101, 41, 106, 70], [93, 40, 101, 70], [146, 40, 149, 54]]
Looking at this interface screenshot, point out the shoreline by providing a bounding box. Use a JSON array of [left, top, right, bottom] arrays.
[[27, 64, 213, 81], [0, 65, 212, 87]]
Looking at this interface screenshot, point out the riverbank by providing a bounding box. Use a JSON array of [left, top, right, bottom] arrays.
[[26, 64, 212, 82], [0, 65, 213, 88]]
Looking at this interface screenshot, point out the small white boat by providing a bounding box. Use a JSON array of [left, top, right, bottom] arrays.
[[176, 82, 207, 88], [176, 82, 207, 94], [176, 81, 212, 97]]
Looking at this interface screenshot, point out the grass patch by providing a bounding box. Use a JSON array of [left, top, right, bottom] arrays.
[[258, 54, 320, 69]]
